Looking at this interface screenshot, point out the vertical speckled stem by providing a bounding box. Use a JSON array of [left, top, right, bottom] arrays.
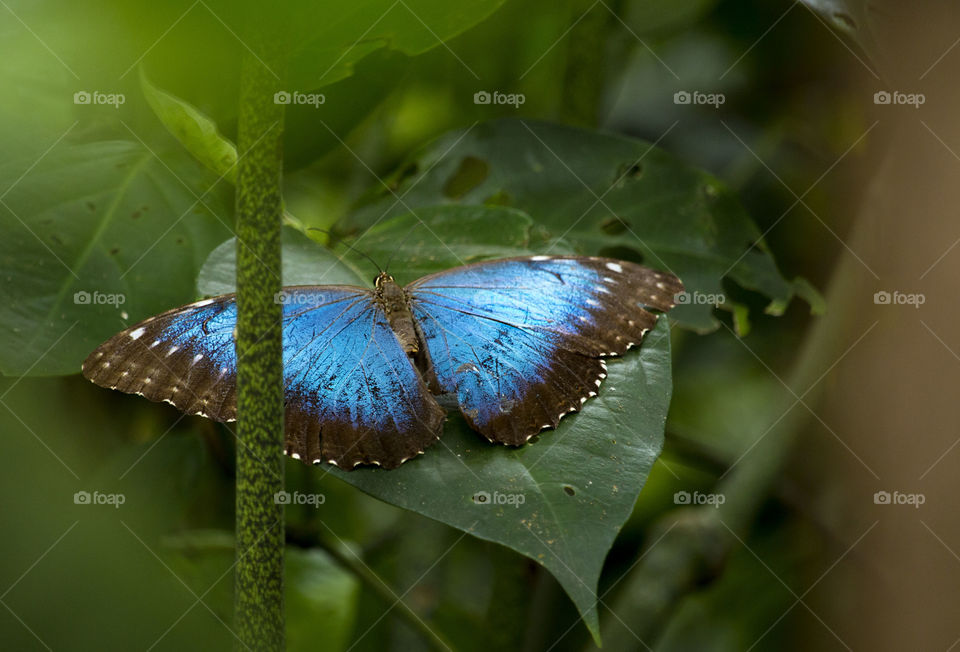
[[234, 48, 286, 651]]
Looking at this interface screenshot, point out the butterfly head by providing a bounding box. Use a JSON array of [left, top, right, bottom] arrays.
[[374, 272, 396, 289]]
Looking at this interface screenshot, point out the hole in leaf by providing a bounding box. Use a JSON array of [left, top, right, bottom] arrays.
[[597, 246, 644, 265], [601, 216, 630, 235], [622, 162, 643, 178], [442, 156, 489, 199], [109, 248, 119, 255], [612, 162, 643, 189], [563, 485, 576, 496]]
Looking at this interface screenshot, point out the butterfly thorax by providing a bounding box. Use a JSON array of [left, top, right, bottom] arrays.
[[375, 273, 419, 356]]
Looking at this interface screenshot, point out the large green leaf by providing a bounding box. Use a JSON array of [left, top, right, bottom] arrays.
[[0, 141, 233, 377], [2, 1, 507, 171], [341, 204, 574, 285], [201, 0, 507, 90], [344, 119, 820, 332], [325, 320, 671, 645], [64, 0, 507, 145], [196, 214, 673, 643], [197, 226, 364, 296]]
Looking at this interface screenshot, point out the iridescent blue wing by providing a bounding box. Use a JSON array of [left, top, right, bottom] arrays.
[[278, 288, 444, 467], [82, 287, 444, 469], [406, 256, 682, 445], [82, 295, 239, 421]]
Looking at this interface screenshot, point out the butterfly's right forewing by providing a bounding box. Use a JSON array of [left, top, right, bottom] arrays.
[[406, 256, 682, 446]]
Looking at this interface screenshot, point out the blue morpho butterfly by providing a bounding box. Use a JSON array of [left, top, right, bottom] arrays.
[[82, 255, 683, 469]]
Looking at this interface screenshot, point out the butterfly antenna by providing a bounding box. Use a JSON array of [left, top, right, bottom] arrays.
[[307, 227, 383, 274], [383, 221, 423, 274]]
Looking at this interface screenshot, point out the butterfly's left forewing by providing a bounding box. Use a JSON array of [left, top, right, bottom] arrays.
[[83, 286, 445, 469], [82, 295, 239, 420], [407, 256, 682, 445]]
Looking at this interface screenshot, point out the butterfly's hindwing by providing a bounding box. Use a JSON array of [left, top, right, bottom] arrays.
[[407, 256, 682, 445]]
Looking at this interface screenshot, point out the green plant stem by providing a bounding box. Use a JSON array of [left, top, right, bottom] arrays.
[[234, 49, 287, 650], [310, 533, 456, 651]]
